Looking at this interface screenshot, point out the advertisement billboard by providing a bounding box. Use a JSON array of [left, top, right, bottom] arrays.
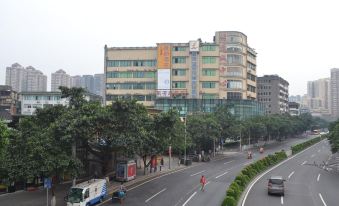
[[157, 44, 172, 69], [157, 69, 171, 97], [189, 40, 200, 52]]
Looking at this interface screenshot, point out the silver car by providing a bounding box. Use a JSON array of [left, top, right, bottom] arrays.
[[267, 176, 285, 196]]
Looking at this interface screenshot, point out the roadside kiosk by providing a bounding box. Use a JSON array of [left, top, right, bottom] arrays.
[[116, 159, 136, 181]]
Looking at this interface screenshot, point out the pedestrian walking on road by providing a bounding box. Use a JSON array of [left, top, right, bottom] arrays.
[[200, 175, 206, 191], [51, 190, 56, 206]]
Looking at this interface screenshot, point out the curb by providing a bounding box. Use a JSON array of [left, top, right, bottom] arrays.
[[97, 163, 200, 205]]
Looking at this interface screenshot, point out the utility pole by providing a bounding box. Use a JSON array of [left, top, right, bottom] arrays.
[[72, 142, 76, 186], [184, 116, 187, 161], [169, 145, 172, 169], [213, 137, 216, 157], [239, 129, 242, 152], [248, 129, 251, 148]]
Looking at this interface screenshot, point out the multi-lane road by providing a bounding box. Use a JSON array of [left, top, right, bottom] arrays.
[[98, 136, 318, 206], [243, 139, 337, 206]]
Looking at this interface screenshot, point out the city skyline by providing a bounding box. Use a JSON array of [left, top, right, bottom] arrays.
[[1, 0, 339, 95]]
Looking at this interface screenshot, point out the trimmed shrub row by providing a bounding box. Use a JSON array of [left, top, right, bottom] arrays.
[[222, 151, 287, 206], [291, 136, 323, 154]]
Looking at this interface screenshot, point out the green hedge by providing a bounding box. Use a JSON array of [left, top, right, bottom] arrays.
[[291, 136, 323, 154], [221, 151, 287, 206]]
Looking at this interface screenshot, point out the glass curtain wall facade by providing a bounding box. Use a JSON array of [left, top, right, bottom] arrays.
[[155, 99, 265, 120]]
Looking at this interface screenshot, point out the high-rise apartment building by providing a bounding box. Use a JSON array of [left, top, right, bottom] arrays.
[[71, 75, 82, 88], [257, 75, 289, 114], [330, 68, 339, 118], [26, 66, 47, 92], [94, 74, 105, 97], [307, 78, 330, 114], [51, 69, 71, 91], [105, 31, 257, 107], [6, 63, 27, 92], [81, 75, 95, 94], [5, 63, 47, 92]]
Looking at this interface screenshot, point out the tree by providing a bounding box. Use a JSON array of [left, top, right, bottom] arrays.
[[0, 120, 10, 179], [187, 114, 220, 153], [214, 105, 237, 143]]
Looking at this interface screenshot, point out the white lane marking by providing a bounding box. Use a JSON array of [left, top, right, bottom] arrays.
[[241, 139, 325, 206], [224, 160, 234, 165], [190, 170, 206, 177], [301, 160, 307, 165], [288, 171, 295, 179], [99, 164, 200, 205], [311, 154, 315, 158], [243, 161, 252, 166], [319, 193, 328, 206], [317, 174, 321, 182], [182, 191, 197, 206], [205, 181, 211, 186], [215, 171, 229, 179], [145, 188, 167, 203], [281, 196, 284, 205], [126, 164, 199, 192]]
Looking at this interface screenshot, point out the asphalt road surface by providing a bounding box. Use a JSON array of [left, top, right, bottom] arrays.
[[243, 139, 338, 206], [99, 136, 314, 206]]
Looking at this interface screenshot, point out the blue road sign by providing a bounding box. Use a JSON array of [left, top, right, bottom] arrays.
[[44, 178, 52, 189]]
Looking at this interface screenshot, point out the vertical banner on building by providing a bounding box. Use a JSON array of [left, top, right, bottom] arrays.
[[189, 41, 199, 98], [157, 44, 172, 97], [157, 44, 172, 69], [157, 69, 171, 97]]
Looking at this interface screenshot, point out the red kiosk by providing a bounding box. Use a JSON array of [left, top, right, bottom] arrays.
[[116, 159, 136, 181]]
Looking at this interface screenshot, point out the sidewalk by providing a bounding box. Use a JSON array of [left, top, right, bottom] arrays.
[[106, 155, 185, 194]]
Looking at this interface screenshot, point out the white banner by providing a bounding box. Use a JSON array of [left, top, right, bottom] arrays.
[[157, 69, 171, 97]]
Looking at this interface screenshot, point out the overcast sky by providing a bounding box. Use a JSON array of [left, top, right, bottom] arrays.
[[1, 0, 339, 95]]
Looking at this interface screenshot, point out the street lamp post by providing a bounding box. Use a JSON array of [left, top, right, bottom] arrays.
[[213, 137, 216, 157], [184, 114, 187, 161]]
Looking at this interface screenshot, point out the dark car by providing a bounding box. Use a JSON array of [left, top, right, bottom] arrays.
[[268, 176, 285, 196]]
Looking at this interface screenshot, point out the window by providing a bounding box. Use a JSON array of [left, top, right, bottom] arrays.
[[226, 36, 243, 43], [106, 82, 156, 90], [202, 69, 216, 76], [106, 60, 156, 67], [247, 84, 256, 93], [201, 45, 216, 51], [107, 71, 155, 78], [173, 46, 186, 51], [84, 189, 89, 199], [202, 57, 217, 64], [202, 82, 216, 88], [173, 57, 186, 64], [248, 52, 256, 59], [227, 92, 242, 100], [172, 69, 186, 76], [172, 81, 186, 88], [227, 54, 243, 65], [202, 94, 218, 99], [226, 46, 242, 53], [227, 80, 242, 89], [247, 73, 256, 81], [247, 62, 256, 70], [226, 67, 242, 77]]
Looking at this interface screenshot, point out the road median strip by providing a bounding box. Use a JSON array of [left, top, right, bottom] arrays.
[[221, 136, 326, 206]]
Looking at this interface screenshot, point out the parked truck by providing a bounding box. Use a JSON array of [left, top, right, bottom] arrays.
[[65, 179, 107, 206]]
